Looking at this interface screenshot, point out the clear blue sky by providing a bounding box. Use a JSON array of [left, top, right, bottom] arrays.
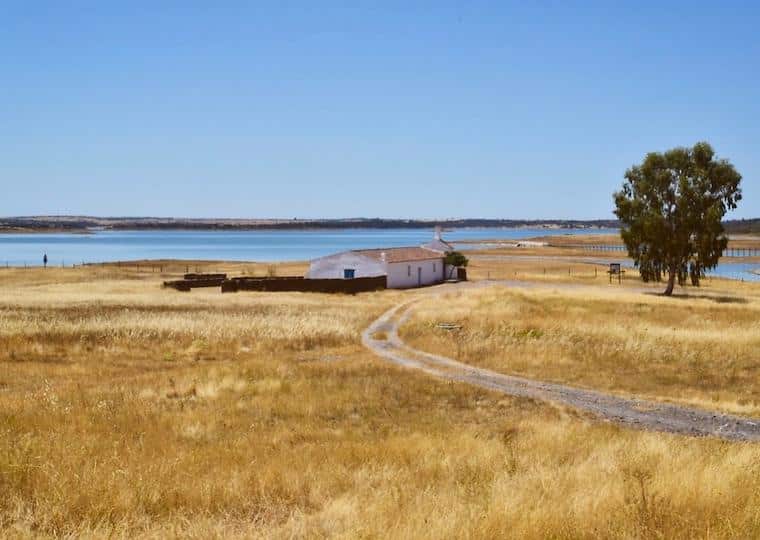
[[2, 1, 758, 220]]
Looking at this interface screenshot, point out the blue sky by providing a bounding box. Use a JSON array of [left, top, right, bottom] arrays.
[[1, 2, 758, 219]]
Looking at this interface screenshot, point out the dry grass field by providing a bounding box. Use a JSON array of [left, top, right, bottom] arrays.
[[465, 255, 633, 283], [2, 264, 760, 538], [402, 283, 760, 416], [461, 233, 760, 263]]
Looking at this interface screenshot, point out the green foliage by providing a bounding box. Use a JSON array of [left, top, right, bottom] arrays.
[[445, 251, 469, 267], [613, 142, 742, 295]]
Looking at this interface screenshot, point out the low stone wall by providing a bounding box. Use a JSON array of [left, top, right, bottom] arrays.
[[221, 276, 386, 294], [183, 273, 227, 280], [164, 278, 226, 291], [164, 273, 229, 291]]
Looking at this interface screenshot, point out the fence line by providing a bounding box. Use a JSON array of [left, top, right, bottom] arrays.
[[556, 243, 760, 258]]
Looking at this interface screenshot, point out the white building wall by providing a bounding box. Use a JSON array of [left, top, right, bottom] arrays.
[[386, 258, 444, 289], [444, 264, 459, 280], [307, 253, 386, 279], [308, 251, 447, 289]]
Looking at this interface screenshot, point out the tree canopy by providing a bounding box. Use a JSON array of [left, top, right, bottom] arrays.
[[613, 142, 742, 295], [444, 251, 469, 268]]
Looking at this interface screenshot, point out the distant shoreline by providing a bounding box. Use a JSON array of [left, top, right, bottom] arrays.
[[0, 228, 95, 235], [0, 217, 619, 235], [2, 216, 757, 235]]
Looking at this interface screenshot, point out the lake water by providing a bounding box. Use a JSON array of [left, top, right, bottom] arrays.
[[1, 227, 757, 281], [705, 262, 760, 282], [0, 228, 615, 266]]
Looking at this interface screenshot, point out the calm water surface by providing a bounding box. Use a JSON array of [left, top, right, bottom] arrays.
[[0, 228, 614, 266], [1, 227, 756, 281]]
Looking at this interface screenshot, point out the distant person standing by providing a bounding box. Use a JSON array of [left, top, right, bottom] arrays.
[[43, 253, 48, 268]]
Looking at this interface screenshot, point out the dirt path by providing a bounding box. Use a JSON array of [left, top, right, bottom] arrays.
[[362, 286, 760, 442]]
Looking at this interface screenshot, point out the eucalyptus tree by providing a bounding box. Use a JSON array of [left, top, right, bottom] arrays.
[[613, 142, 742, 295]]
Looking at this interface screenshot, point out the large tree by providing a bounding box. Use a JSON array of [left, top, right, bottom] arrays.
[[613, 142, 742, 296]]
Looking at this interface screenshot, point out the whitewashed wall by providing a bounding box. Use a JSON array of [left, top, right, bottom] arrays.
[[386, 258, 444, 288], [444, 264, 459, 280], [308, 252, 447, 289], [307, 252, 386, 279]]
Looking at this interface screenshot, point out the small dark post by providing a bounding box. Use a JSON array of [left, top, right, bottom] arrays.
[[43, 253, 48, 268], [607, 262, 623, 284]]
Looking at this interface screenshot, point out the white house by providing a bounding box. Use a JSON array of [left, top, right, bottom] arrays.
[[307, 228, 458, 289]]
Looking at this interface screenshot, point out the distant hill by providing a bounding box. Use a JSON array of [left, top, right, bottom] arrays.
[[0, 216, 620, 233], [724, 219, 760, 234], [2, 215, 757, 234]]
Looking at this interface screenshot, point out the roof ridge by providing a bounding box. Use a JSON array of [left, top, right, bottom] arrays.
[[353, 245, 433, 252], [349, 245, 444, 263]]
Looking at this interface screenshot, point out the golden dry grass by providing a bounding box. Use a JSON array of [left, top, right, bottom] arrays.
[[462, 232, 760, 262], [465, 245, 628, 259], [465, 255, 644, 284], [465, 252, 760, 289], [2, 265, 760, 538], [402, 284, 760, 416], [523, 232, 760, 249]]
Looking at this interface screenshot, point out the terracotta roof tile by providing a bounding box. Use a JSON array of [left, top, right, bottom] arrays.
[[353, 247, 443, 263]]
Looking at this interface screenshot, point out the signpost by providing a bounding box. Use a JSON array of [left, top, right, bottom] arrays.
[[607, 263, 625, 284]]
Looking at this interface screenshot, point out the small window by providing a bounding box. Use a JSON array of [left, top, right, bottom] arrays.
[[433, 263, 436, 272], [343, 269, 355, 279], [407, 265, 411, 276]]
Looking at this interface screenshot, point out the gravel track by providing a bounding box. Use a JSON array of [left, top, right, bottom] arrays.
[[362, 289, 760, 442]]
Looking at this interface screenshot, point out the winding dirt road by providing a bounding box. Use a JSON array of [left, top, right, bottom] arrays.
[[362, 289, 760, 442]]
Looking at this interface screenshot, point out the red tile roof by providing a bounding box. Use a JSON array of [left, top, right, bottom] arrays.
[[353, 247, 443, 263]]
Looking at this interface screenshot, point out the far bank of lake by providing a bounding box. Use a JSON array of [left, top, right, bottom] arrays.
[[0, 228, 614, 266], [0, 227, 757, 281]]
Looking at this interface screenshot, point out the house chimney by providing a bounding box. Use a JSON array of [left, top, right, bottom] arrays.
[[434, 226, 442, 241], [380, 251, 387, 263]]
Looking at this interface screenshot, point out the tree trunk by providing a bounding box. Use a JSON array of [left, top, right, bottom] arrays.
[[664, 266, 677, 296]]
